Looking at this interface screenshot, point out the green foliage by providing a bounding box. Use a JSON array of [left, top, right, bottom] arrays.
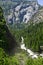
[[11, 56, 19, 65], [0, 48, 19, 65], [26, 57, 43, 65], [9, 22, 43, 52], [0, 48, 8, 65], [0, 6, 43, 65], [21, 22, 43, 52], [0, 7, 8, 50], [0, 7, 20, 65], [11, 22, 43, 52], [0, 7, 17, 52]]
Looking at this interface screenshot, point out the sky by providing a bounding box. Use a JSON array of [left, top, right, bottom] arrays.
[[37, 0, 43, 6]]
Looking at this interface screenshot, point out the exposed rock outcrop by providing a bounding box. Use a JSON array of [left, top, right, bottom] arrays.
[[7, 0, 39, 24]]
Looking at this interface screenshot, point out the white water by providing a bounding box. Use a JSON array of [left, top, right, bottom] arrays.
[[20, 36, 43, 59]]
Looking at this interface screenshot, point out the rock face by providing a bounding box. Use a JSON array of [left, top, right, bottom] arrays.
[[7, 0, 39, 24], [31, 7, 43, 25]]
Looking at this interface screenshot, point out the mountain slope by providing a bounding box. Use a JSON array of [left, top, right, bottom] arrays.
[[11, 7, 43, 52], [30, 6, 43, 25], [21, 7, 43, 52], [5, 0, 39, 24]]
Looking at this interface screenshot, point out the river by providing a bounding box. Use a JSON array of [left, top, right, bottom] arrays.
[[20, 36, 43, 59]]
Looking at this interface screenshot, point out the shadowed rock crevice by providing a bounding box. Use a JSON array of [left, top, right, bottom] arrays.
[[5, 25, 18, 54]]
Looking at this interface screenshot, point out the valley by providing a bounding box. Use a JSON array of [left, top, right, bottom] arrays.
[[0, 0, 43, 65]]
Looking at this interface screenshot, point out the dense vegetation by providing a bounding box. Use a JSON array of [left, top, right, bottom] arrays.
[[0, 6, 43, 65], [0, 48, 20, 65], [10, 22, 43, 52], [23, 22, 43, 52], [0, 7, 20, 65], [0, 7, 17, 53], [26, 57, 43, 65], [0, 1, 18, 16], [0, 7, 6, 50]]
